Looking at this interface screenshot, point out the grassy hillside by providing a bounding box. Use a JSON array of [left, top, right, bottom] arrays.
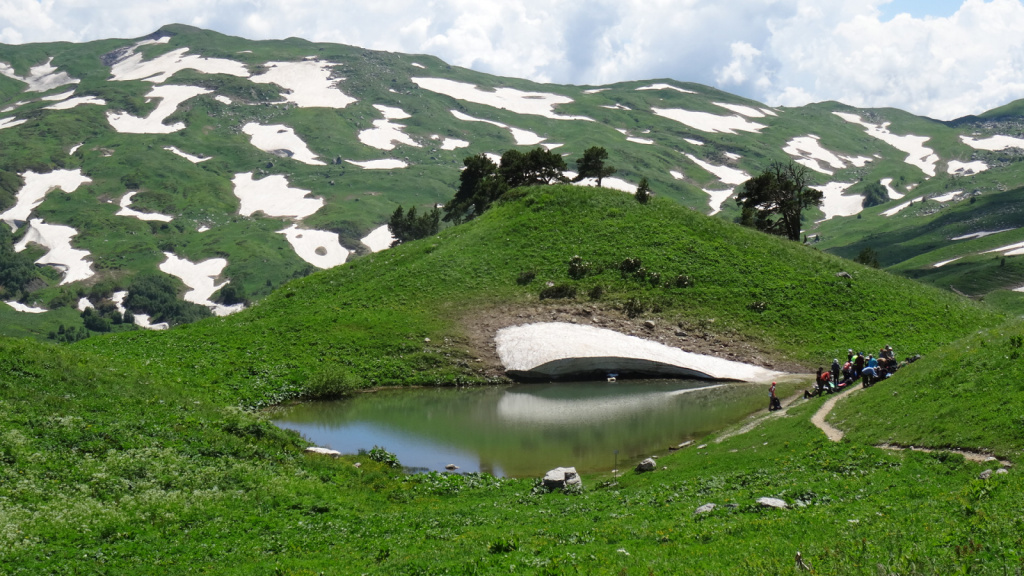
[[72, 184, 1001, 407], [832, 318, 1024, 459]]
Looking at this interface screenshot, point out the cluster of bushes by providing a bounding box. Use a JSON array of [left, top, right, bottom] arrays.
[[46, 324, 90, 343], [124, 274, 212, 326]]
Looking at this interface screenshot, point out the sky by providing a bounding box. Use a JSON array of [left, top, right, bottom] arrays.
[[1, 0, 1023, 120]]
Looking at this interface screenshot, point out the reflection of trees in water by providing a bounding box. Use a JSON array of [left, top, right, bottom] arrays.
[[274, 381, 770, 476]]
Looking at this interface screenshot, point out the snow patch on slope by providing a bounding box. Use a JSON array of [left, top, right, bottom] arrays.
[[107, 85, 210, 134], [0, 57, 78, 92], [653, 108, 766, 134], [277, 224, 349, 268], [231, 173, 323, 218], [833, 112, 938, 177], [413, 77, 591, 120], [15, 219, 93, 284], [0, 169, 91, 231], [243, 122, 325, 165]]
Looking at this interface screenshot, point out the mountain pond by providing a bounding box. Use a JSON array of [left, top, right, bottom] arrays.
[[272, 379, 801, 478]]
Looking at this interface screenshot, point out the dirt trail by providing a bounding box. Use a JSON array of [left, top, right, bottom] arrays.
[[810, 386, 865, 441]]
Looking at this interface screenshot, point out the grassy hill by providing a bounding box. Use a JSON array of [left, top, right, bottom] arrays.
[[65, 184, 1002, 409]]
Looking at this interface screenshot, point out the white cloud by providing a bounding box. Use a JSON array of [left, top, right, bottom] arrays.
[[3, 1, 1024, 119]]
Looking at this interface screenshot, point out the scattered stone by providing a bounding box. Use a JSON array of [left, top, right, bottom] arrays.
[[835, 271, 852, 279], [305, 446, 341, 457], [697, 444, 707, 449], [996, 468, 1009, 475], [979, 469, 993, 480], [616, 549, 630, 556], [542, 466, 581, 490], [675, 330, 688, 337], [694, 503, 716, 515], [635, 458, 657, 472], [678, 440, 693, 449], [757, 497, 789, 509], [729, 449, 739, 453], [643, 320, 655, 330], [424, 337, 431, 342], [353, 462, 361, 468], [445, 464, 458, 470]]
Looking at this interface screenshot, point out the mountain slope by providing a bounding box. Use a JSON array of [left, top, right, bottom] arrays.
[[1, 24, 1023, 338]]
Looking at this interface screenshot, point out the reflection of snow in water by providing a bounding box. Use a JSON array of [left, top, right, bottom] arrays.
[[496, 384, 724, 425]]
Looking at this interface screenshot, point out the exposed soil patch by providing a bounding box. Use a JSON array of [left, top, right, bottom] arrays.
[[458, 302, 809, 380]]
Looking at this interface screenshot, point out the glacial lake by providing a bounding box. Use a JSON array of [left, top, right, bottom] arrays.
[[273, 379, 797, 478]]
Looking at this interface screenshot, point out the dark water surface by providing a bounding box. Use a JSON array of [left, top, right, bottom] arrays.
[[273, 379, 784, 477]]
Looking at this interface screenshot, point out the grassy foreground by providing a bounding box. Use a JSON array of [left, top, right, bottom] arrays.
[[2, 335, 1022, 574]]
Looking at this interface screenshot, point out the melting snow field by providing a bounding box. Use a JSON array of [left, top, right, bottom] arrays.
[[107, 85, 210, 134], [882, 200, 914, 217], [232, 173, 324, 218], [0, 169, 91, 230], [15, 219, 94, 284], [413, 77, 592, 120], [881, 178, 904, 200], [704, 188, 735, 215], [947, 160, 988, 175], [563, 171, 636, 193], [116, 192, 173, 222], [933, 257, 963, 268], [110, 47, 249, 83], [653, 108, 766, 134], [359, 105, 421, 150], [714, 102, 765, 117], [45, 95, 106, 110], [5, 301, 47, 313], [812, 182, 863, 221], [159, 252, 244, 316], [41, 90, 75, 101], [683, 138, 704, 146], [637, 83, 695, 94], [960, 134, 1024, 151], [345, 159, 408, 169], [450, 110, 546, 145], [0, 57, 78, 92], [833, 112, 938, 177], [164, 146, 209, 163], [360, 224, 395, 252], [243, 123, 325, 165], [251, 61, 356, 108], [439, 137, 469, 150], [784, 136, 850, 175], [495, 322, 780, 382], [984, 241, 1024, 257], [0, 117, 27, 130], [277, 224, 349, 268], [931, 191, 962, 203], [215, 95, 232, 105], [684, 154, 749, 185], [110, 291, 167, 330], [952, 229, 1014, 241]]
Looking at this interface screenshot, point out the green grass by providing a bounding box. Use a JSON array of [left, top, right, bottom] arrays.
[[2, 335, 1023, 574], [66, 184, 1000, 409]]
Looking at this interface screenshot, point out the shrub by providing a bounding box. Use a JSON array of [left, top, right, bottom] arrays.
[[588, 284, 605, 300], [619, 257, 642, 274], [362, 446, 400, 468], [568, 255, 590, 279], [516, 270, 536, 285], [540, 283, 577, 300], [623, 297, 646, 318], [649, 271, 661, 286], [674, 274, 694, 288], [304, 366, 364, 400], [749, 301, 768, 313]]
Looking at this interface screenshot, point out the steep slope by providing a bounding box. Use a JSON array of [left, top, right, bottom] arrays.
[[1, 24, 1023, 338], [73, 184, 999, 407]]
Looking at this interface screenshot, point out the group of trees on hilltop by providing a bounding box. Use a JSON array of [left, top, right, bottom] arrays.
[[735, 160, 822, 242], [389, 145, 617, 243]]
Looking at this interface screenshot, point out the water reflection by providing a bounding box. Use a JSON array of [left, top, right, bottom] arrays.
[[273, 379, 777, 477]]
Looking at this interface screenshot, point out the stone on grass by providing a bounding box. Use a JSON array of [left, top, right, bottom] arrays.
[[445, 464, 458, 470], [996, 468, 1009, 475], [757, 497, 789, 509], [694, 503, 716, 515], [979, 469, 993, 480], [305, 446, 341, 457], [635, 458, 657, 472], [543, 466, 581, 490]]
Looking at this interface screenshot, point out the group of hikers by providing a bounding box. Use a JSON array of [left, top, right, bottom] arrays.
[[768, 345, 915, 411]]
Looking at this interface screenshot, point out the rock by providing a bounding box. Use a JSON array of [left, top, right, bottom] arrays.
[[678, 440, 693, 449], [697, 444, 707, 449], [996, 468, 1009, 475], [643, 320, 656, 330], [675, 330, 688, 337], [305, 446, 341, 457], [835, 271, 852, 279], [542, 466, 581, 490], [979, 469, 993, 480], [353, 462, 361, 468], [757, 497, 789, 509], [694, 503, 716, 515], [635, 458, 657, 472], [445, 464, 458, 470]]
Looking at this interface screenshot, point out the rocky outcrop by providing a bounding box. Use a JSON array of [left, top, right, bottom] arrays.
[[542, 467, 581, 490], [305, 446, 341, 457], [757, 497, 789, 509], [635, 458, 657, 472]]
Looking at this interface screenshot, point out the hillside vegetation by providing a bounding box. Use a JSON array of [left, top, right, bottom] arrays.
[[73, 185, 1000, 407]]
